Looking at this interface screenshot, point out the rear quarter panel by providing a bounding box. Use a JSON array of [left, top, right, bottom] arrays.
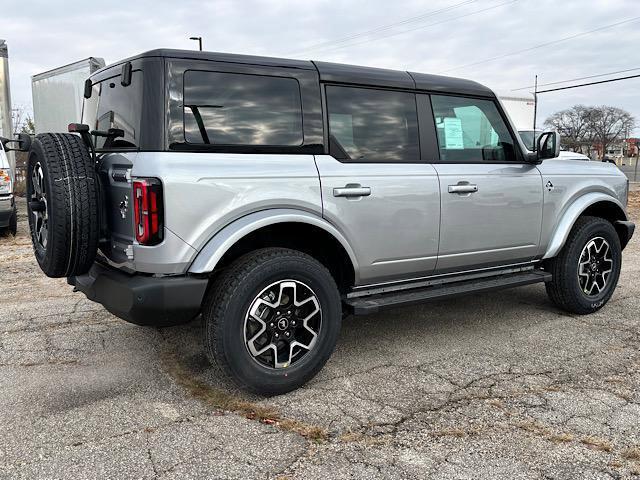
[[131, 152, 323, 255]]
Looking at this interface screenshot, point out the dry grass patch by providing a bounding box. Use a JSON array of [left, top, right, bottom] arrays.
[[548, 433, 574, 444], [622, 446, 640, 461], [160, 352, 329, 442], [515, 420, 580, 447], [580, 436, 613, 452], [516, 420, 552, 436], [609, 459, 623, 469], [628, 191, 640, 219]]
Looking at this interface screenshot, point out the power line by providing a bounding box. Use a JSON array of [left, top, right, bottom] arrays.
[[290, 0, 478, 55], [536, 74, 640, 94], [440, 16, 640, 74], [512, 67, 640, 92], [291, 0, 518, 56]]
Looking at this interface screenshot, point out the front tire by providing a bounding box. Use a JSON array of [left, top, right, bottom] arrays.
[[203, 248, 342, 395], [545, 216, 622, 314]]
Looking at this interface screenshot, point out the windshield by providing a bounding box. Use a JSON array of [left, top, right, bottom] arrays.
[[518, 130, 541, 151], [82, 70, 143, 149]]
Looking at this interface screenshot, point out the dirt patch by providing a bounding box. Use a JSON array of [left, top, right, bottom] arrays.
[[627, 191, 640, 218], [159, 351, 329, 442]]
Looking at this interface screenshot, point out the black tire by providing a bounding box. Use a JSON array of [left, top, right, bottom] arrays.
[[27, 133, 99, 278], [545, 216, 622, 315], [8, 209, 17, 236], [203, 248, 342, 395]]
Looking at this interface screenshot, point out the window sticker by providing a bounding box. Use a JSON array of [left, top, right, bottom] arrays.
[[443, 117, 464, 149]]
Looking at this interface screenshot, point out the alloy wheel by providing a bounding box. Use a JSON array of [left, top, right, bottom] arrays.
[[577, 236, 613, 296], [244, 279, 322, 369], [30, 162, 49, 249]]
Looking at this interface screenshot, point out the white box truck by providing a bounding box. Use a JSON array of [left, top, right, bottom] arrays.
[[31, 57, 105, 134], [499, 92, 590, 160], [498, 93, 536, 131], [0, 40, 13, 169]]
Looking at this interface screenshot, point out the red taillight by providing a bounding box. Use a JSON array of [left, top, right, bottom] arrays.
[[132, 178, 163, 245]]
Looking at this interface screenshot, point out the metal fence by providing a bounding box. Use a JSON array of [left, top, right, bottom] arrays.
[[14, 165, 27, 195]]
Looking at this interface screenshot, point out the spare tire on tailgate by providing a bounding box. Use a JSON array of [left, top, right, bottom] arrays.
[[27, 133, 100, 278]]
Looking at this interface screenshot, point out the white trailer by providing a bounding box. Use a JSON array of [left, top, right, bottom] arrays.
[[31, 57, 105, 134], [498, 93, 536, 131], [0, 40, 14, 172]]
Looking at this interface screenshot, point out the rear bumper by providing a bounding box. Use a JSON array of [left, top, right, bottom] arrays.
[[615, 220, 635, 250], [68, 262, 209, 326]]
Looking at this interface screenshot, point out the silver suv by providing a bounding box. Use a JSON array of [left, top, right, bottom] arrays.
[[25, 49, 635, 395]]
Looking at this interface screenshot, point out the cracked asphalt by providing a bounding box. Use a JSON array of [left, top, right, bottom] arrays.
[[1, 193, 639, 479]]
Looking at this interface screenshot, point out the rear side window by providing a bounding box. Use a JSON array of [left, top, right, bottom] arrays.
[[430, 95, 517, 162], [326, 86, 419, 163], [183, 71, 303, 146], [82, 70, 144, 149]]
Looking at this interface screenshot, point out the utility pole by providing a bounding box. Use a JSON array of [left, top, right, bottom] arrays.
[[634, 139, 639, 182], [189, 36, 203, 51], [532, 75, 538, 152]]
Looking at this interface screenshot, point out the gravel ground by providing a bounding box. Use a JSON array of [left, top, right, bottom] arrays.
[[1, 195, 639, 479]]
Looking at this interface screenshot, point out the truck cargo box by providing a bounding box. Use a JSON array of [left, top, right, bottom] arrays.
[[32, 57, 105, 134]]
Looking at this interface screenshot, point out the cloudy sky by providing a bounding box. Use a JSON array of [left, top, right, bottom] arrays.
[[2, 0, 639, 133]]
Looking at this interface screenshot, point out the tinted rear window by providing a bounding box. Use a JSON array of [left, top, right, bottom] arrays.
[[183, 71, 303, 146], [326, 85, 419, 163], [82, 70, 143, 149]]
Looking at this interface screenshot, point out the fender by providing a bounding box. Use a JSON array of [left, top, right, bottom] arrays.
[[542, 192, 627, 259], [188, 208, 360, 276]]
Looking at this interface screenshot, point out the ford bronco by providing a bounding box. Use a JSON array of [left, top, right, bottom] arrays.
[[25, 49, 634, 395]]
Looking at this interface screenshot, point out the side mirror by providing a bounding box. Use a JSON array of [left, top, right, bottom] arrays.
[[84, 78, 93, 99], [0, 133, 32, 152], [120, 61, 132, 87], [536, 131, 560, 160]]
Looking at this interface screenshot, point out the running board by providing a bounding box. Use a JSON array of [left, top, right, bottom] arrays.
[[345, 270, 552, 315]]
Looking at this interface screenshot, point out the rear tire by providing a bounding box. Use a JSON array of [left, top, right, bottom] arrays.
[[27, 133, 99, 278], [545, 216, 621, 314], [203, 248, 342, 396]]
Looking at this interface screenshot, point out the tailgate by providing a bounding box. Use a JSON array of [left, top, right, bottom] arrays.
[[98, 152, 135, 265]]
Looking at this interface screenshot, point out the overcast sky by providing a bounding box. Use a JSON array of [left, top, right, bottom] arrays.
[[2, 0, 639, 134]]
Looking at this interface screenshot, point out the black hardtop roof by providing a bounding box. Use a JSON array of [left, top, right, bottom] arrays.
[[95, 48, 494, 97]]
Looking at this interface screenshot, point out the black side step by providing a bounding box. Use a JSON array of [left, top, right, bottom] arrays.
[[345, 270, 552, 315]]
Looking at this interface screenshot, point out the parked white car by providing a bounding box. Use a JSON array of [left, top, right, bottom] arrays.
[[0, 140, 17, 235], [518, 130, 590, 161]]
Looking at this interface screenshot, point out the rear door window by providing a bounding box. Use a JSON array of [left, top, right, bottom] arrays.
[[326, 85, 419, 162], [183, 71, 303, 146], [430, 95, 518, 163]]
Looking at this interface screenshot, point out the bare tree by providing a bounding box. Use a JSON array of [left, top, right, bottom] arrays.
[[11, 105, 34, 135], [588, 106, 635, 159], [544, 105, 635, 158], [544, 105, 592, 153], [20, 116, 35, 135]]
